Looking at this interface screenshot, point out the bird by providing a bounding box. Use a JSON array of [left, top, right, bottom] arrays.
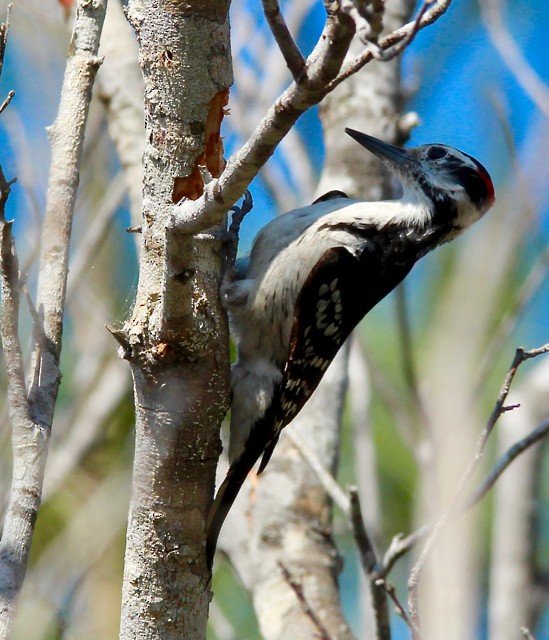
[[206, 127, 495, 566]]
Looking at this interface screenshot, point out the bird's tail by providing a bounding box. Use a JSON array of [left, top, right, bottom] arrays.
[[206, 416, 278, 568]]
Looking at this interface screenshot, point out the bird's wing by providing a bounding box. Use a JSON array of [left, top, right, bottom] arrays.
[[257, 243, 415, 471], [207, 240, 416, 566]]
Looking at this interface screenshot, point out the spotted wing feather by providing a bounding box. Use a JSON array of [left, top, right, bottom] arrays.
[[257, 243, 416, 471]]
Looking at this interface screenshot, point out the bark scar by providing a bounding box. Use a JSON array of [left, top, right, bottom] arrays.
[[172, 87, 230, 203]]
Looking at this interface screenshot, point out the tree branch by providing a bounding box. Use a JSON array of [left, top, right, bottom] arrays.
[[278, 563, 335, 640], [28, 0, 107, 425], [0, 168, 26, 425], [330, 0, 452, 87], [172, 5, 356, 233], [465, 417, 549, 509], [262, 0, 306, 82], [407, 344, 549, 633], [0, 2, 107, 636]]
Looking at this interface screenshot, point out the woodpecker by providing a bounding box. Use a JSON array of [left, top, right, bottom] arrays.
[[206, 128, 495, 565]]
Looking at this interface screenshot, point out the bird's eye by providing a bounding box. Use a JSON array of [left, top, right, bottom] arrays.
[[427, 146, 447, 160]]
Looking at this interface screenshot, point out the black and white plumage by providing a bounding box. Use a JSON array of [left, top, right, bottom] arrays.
[[206, 128, 495, 565]]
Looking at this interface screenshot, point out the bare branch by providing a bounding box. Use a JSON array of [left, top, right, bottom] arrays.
[[262, 0, 306, 82], [28, 0, 107, 423], [171, 0, 453, 235], [348, 489, 391, 640], [278, 562, 335, 640], [466, 417, 549, 509], [332, 0, 453, 86], [520, 628, 536, 640], [371, 0, 437, 62], [172, 7, 356, 233], [0, 2, 107, 634], [0, 89, 14, 115], [407, 344, 549, 631], [380, 581, 423, 639]]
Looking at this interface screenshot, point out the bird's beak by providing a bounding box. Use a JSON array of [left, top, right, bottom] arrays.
[[345, 128, 415, 168]]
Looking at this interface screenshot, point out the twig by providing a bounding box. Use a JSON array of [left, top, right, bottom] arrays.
[[174, 0, 451, 234], [380, 581, 423, 639], [0, 4, 11, 79], [380, 414, 549, 576], [286, 429, 350, 513], [371, 0, 437, 62], [407, 344, 549, 631], [349, 488, 391, 640], [520, 627, 536, 640], [465, 417, 549, 509], [331, 0, 453, 87], [0, 89, 14, 114], [278, 562, 334, 640], [287, 433, 392, 639], [262, 0, 306, 82]]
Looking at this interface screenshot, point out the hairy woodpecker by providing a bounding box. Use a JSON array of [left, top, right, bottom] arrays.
[[206, 128, 495, 565]]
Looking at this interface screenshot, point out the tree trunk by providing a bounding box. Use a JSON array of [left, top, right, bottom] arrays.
[[119, 3, 232, 638]]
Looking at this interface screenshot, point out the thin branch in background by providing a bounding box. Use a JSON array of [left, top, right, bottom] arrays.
[[175, 0, 453, 234], [0, 4, 11, 79], [521, 627, 536, 640], [481, 0, 549, 121], [0, 166, 27, 424], [287, 432, 392, 640], [262, 0, 306, 82], [407, 343, 549, 632], [465, 417, 549, 509], [380, 580, 423, 640], [0, 89, 14, 115], [371, 0, 437, 62], [0, 2, 108, 635], [360, 344, 417, 451], [278, 562, 335, 640], [348, 488, 391, 640], [331, 0, 453, 87], [286, 429, 350, 511], [66, 172, 127, 301]]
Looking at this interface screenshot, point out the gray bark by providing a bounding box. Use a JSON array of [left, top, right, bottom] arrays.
[[118, 2, 232, 639]]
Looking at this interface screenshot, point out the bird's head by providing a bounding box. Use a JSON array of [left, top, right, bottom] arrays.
[[345, 128, 495, 229]]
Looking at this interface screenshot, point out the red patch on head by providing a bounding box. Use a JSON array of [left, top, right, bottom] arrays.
[[478, 168, 495, 211]]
